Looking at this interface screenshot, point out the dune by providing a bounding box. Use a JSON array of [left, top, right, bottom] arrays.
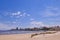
[[0, 31, 60, 40]]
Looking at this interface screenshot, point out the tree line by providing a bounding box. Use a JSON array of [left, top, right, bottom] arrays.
[[11, 26, 60, 31]]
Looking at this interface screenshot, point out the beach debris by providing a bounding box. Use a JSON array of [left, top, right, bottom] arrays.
[[31, 31, 57, 38]]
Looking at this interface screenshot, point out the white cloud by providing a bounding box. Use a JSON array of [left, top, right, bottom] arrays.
[[29, 21, 48, 27], [11, 11, 31, 18], [0, 23, 13, 30], [1, 11, 31, 18], [12, 11, 21, 16], [30, 21, 43, 25], [22, 12, 31, 17], [29, 21, 60, 28], [0, 22, 21, 30]]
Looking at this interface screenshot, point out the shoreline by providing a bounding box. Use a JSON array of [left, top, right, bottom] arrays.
[[0, 31, 60, 40], [0, 30, 44, 35]]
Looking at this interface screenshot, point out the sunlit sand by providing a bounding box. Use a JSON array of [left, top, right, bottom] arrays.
[[0, 31, 60, 40]]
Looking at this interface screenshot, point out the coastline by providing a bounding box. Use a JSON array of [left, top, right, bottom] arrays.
[[0, 30, 44, 35], [0, 31, 60, 40]]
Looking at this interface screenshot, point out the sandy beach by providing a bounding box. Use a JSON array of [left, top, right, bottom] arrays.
[[0, 31, 60, 40]]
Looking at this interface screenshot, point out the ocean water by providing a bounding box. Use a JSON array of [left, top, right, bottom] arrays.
[[0, 30, 44, 35]]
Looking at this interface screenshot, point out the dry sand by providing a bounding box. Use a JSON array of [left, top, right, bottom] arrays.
[[0, 31, 60, 40]]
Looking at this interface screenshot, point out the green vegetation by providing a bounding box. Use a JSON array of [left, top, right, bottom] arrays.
[[31, 31, 57, 38]]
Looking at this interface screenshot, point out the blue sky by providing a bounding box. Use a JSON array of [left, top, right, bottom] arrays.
[[0, 0, 60, 30]]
